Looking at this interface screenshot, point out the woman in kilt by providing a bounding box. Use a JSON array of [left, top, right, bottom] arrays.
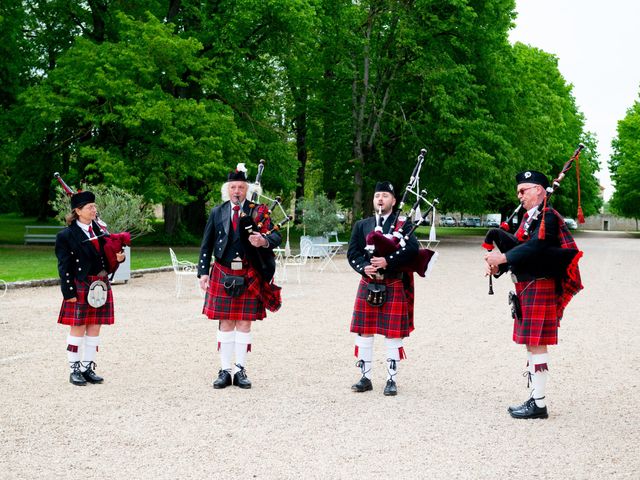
[[347, 181, 419, 396], [198, 164, 282, 390], [485, 170, 583, 419], [55, 191, 125, 386]]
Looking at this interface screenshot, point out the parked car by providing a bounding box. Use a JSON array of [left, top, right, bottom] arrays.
[[564, 217, 578, 230], [483, 219, 500, 228], [462, 217, 481, 227], [440, 216, 457, 227]]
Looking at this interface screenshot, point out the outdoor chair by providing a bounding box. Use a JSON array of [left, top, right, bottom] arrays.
[[282, 237, 313, 283], [169, 248, 200, 298]]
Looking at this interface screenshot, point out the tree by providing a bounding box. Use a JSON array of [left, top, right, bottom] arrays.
[[610, 95, 640, 222], [11, 13, 250, 228]]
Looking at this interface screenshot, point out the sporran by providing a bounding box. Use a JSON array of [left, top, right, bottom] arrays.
[[222, 274, 246, 297], [366, 283, 387, 307], [508, 290, 521, 323], [87, 280, 109, 308]]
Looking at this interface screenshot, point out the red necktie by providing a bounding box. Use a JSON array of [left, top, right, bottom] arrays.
[[232, 205, 240, 232], [88, 225, 100, 251], [515, 212, 529, 241]]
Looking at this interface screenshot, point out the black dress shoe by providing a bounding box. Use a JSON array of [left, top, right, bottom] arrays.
[[213, 369, 232, 389], [507, 400, 528, 413], [351, 376, 373, 392], [383, 379, 397, 396], [232, 366, 252, 389], [69, 362, 87, 386], [81, 362, 104, 384], [509, 397, 548, 419]]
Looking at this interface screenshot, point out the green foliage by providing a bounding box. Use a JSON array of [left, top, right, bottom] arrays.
[[299, 194, 344, 236], [50, 184, 154, 239], [610, 97, 640, 219], [0, 0, 604, 227]]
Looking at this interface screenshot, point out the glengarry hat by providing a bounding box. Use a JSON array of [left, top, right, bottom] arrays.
[[515, 170, 549, 189], [70, 191, 95, 209]]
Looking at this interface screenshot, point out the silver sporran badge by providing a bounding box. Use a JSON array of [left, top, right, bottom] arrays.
[[87, 280, 108, 308]]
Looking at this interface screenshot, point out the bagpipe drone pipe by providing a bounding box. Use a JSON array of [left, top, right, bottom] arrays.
[[365, 148, 439, 278], [482, 144, 585, 294], [237, 160, 292, 283], [54, 173, 131, 276]]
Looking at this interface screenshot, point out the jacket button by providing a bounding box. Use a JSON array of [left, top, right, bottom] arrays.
[[76, 259, 79, 262], [78, 267, 82, 271]]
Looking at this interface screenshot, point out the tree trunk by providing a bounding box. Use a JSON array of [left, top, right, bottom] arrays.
[[182, 178, 207, 236], [164, 203, 182, 236], [294, 106, 308, 223]]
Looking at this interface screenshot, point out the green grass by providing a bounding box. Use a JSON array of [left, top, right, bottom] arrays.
[[0, 246, 201, 282], [0, 213, 61, 244], [0, 213, 513, 283]]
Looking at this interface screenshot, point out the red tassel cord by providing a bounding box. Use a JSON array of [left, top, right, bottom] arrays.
[[398, 346, 407, 360], [575, 154, 585, 223]]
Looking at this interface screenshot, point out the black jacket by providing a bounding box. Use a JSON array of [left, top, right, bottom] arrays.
[[505, 209, 565, 278], [197, 200, 282, 277], [347, 215, 419, 276], [55, 221, 108, 300]]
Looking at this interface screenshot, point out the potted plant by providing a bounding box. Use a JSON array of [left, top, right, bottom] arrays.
[[299, 194, 344, 256]]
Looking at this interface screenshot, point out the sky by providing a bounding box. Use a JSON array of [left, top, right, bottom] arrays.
[[509, 0, 640, 201]]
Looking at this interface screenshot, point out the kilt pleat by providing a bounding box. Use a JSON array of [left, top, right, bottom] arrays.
[[513, 278, 558, 345], [203, 263, 266, 321], [57, 276, 114, 326], [350, 277, 413, 338]]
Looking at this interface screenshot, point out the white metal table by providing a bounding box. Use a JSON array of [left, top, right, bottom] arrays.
[[314, 242, 347, 272]]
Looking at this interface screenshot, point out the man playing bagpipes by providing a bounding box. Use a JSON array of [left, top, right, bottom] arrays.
[[347, 181, 420, 396], [198, 163, 282, 390], [484, 167, 583, 419]]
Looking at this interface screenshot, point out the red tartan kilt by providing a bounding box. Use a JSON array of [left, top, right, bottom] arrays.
[[513, 278, 558, 345], [203, 263, 266, 321], [57, 276, 115, 326], [350, 277, 413, 338]]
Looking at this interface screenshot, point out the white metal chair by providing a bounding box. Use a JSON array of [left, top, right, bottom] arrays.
[[169, 248, 199, 297], [282, 237, 313, 283]]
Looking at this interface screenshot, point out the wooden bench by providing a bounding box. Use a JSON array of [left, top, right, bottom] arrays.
[[24, 225, 65, 245]]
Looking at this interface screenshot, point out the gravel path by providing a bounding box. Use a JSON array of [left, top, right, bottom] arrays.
[[1, 234, 638, 479]]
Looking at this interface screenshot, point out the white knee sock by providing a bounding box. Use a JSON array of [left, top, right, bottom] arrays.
[[217, 330, 235, 371], [82, 335, 100, 371], [354, 335, 374, 379], [234, 331, 252, 373], [530, 353, 549, 407], [66, 335, 83, 370], [384, 337, 404, 381]]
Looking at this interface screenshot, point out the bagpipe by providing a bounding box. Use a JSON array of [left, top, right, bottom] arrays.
[[237, 160, 292, 283], [53, 173, 131, 276], [365, 148, 439, 278], [482, 144, 585, 294]]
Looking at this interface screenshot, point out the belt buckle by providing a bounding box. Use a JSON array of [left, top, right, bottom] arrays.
[[231, 257, 243, 271], [97, 270, 108, 278]]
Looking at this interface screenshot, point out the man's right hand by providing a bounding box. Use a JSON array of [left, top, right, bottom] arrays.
[[199, 275, 209, 291]]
